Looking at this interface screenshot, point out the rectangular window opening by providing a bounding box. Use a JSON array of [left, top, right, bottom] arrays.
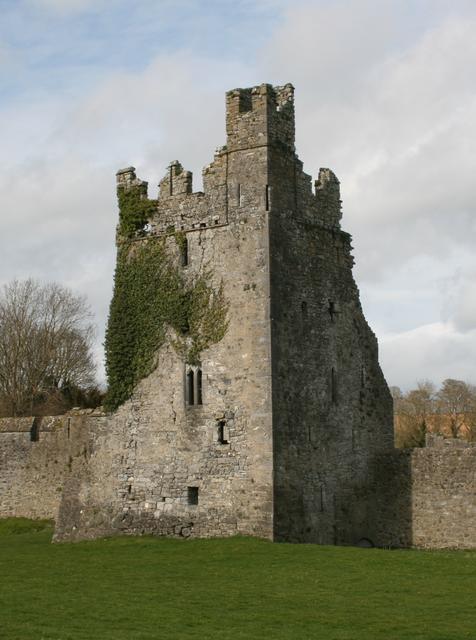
[[218, 420, 229, 444], [265, 185, 270, 211], [187, 486, 199, 505], [196, 369, 203, 405], [186, 370, 194, 405], [30, 418, 40, 442], [331, 367, 338, 405], [181, 237, 188, 267]]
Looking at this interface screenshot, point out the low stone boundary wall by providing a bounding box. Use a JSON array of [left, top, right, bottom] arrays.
[[1, 416, 474, 548], [373, 435, 475, 549], [0, 413, 96, 521], [410, 435, 475, 549]]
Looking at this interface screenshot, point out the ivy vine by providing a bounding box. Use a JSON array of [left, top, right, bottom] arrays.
[[104, 237, 229, 412], [117, 187, 157, 238]]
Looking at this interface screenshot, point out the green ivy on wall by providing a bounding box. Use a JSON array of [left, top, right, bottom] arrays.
[[104, 236, 228, 412], [117, 187, 157, 238]]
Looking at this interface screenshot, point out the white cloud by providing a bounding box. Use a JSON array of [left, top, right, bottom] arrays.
[[381, 323, 476, 391], [0, 51, 253, 381], [440, 265, 476, 334], [2, 1, 476, 389], [258, 2, 476, 386], [452, 285, 476, 334]]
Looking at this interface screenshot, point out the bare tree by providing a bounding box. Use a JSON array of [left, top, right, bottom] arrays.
[[394, 380, 436, 448], [436, 378, 476, 438], [0, 279, 96, 416], [466, 413, 476, 443], [393, 378, 476, 445]]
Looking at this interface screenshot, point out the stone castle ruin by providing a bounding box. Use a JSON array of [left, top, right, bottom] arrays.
[[0, 84, 474, 548]]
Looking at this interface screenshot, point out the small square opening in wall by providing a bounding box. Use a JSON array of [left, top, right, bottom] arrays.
[[217, 420, 229, 444], [187, 487, 199, 505]]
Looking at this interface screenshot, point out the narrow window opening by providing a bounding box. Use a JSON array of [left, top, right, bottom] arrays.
[[331, 367, 338, 405], [169, 166, 173, 195], [196, 369, 203, 405], [128, 484, 132, 495], [200, 222, 206, 228], [301, 301, 308, 320], [181, 237, 188, 267], [67, 417, 71, 439], [237, 183, 241, 206], [187, 486, 199, 505], [265, 185, 270, 211], [217, 420, 229, 444], [30, 417, 40, 442], [329, 300, 340, 322], [186, 370, 194, 405]]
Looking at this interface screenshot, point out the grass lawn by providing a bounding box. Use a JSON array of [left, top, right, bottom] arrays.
[[0, 519, 474, 640]]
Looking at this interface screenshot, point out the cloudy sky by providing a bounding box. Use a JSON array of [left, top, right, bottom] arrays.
[[1, 0, 475, 390]]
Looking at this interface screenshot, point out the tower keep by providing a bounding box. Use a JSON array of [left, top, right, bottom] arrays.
[[55, 84, 394, 544]]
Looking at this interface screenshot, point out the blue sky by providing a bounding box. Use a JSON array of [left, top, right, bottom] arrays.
[[0, 0, 285, 96], [1, 0, 475, 389]]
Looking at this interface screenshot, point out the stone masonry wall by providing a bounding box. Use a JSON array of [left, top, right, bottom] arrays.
[[369, 435, 475, 549], [410, 436, 475, 548], [0, 414, 95, 521], [56, 330, 274, 542], [55, 86, 278, 542], [266, 87, 394, 546], [2, 84, 474, 551]]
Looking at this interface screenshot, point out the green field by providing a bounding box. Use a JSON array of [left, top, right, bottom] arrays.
[[0, 519, 474, 640]]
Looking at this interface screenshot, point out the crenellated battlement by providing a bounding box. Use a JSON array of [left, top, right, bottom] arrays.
[[116, 166, 148, 194], [116, 89, 351, 263], [114, 84, 347, 243], [159, 161, 193, 198], [226, 83, 295, 152], [314, 168, 342, 227]]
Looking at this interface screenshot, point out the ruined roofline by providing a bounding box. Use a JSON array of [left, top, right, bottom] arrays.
[[116, 82, 297, 199], [225, 82, 295, 153], [114, 83, 343, 237], [225, 82, 295, 103]]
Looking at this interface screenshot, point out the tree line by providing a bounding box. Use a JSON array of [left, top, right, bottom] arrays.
[[1, 278, 475, 438], [0, 279, 101, 417], [391, 379, 476, 448]]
